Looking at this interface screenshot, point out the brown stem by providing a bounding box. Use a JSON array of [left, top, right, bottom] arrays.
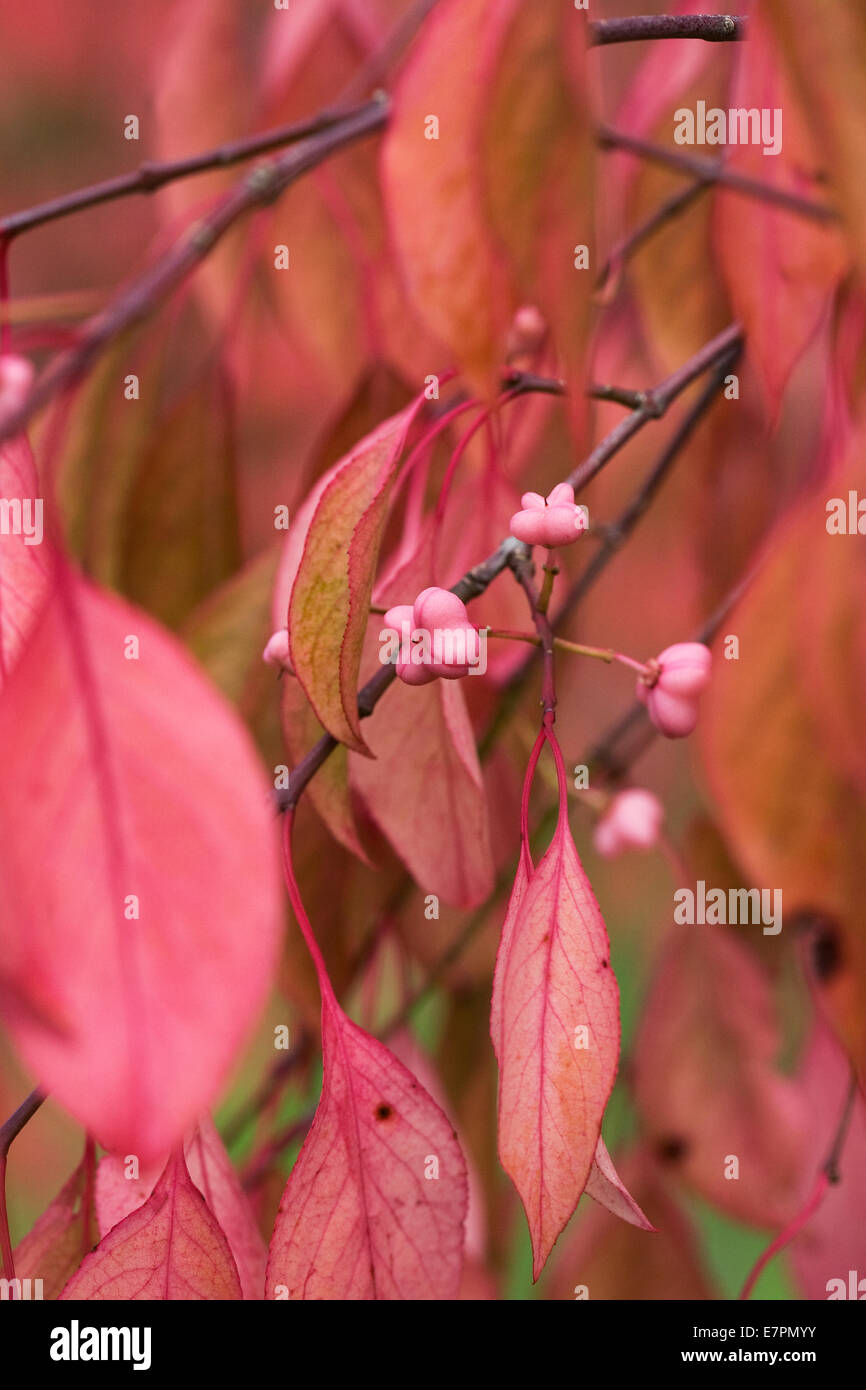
[[599, 126, 836, 224], [568, 322, 742, 492], [0, 1089, 45, 1280], [596, 179, 710, 294], [589, 15, 746, 45]]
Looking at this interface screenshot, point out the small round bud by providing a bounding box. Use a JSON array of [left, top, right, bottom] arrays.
[[593, 789, 664, 858], [263, 628, 292, 671], [637, 642, 712, 738]]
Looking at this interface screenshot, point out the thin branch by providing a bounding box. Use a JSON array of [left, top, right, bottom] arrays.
[[0, 98, 389, 448], [596, 179, 710, 293], [599, 126, 837, 224], [589, 15, 746, 45], [568, 322, 742, 493], [0, 1089, 45, 1280], [0, 108, 363, 243]]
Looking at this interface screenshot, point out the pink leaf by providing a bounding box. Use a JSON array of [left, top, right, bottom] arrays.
[[287, 402, 420, 753], [95, 1116, 267, 1300], [60, 1150, 242, 1300], [266, 992, 468, 1299], [0, 570, 282, 1161], [491, 753, 620, 1278]]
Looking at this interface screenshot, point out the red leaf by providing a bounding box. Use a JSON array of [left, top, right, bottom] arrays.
[[60, 1150, 242, 1300], [266, 992, 468, 1300], [287, 402, 420, 753], [0, 570, 282, 1160], [491, 741, 620, 1278], [95, 1117, 267, 1300]]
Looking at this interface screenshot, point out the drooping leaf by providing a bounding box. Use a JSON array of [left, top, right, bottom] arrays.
[[287, 402, 419, 753], [700, 456, 866, 1079], [13, 1152, 100, 1300], [714, 6, 848, 420], [266, 992, 468, 1300], [95, 1117, 267, 1300], [60, 1149, 242, 1300], [0, 570, 282, 1161], [491, 803, 620, 1278], [632, 923, 809, 1228], [382, 0, 593, 421], [766, 0, 866, 288]]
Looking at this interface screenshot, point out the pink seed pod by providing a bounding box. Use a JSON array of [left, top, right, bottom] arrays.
[[262, 629, 292, 671], [385, 587, 480, 685], [637, 641, 712, 737], [510, 482, 587, 549], [593, 789, 664, 858]]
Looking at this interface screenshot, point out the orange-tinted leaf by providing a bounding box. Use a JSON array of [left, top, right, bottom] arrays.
[[288, 402, 419, 753], [714, 6, 848, 420], [491, 801, 619, 1278]]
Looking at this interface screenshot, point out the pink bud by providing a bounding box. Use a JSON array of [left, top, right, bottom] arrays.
[[262, 629, 292, 671], [510, 482, 587, 549], [0, 354, 34, 418], [593, 789, 664, 858], [637, 642, 712, 738], [506, 304, 547, 360]]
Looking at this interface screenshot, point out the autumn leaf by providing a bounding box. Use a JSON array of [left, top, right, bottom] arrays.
[[287, 401, 420, 753], [60, 1149, 242, 1300], [491, 746, 620, 1279], [95, 1117, 267, 1300], [714, 5, 848, 420], [0, 570, 282, 1160], [382, 0, 593, 420]]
